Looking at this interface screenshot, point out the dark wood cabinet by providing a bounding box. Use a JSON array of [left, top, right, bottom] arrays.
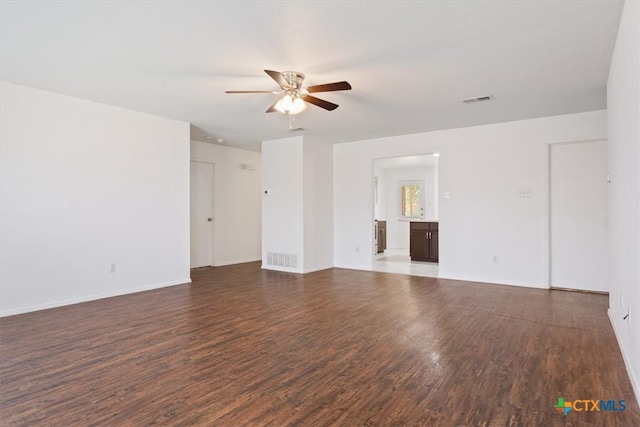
[[377, 220, 386, 254], [428, 226, 438, 261], [410, 222, 438, 262]]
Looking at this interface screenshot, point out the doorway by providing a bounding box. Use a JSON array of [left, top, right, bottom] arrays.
[[373, 154, 439, 278], [190, 161, 214, 268], [549, 139, 608, 292]]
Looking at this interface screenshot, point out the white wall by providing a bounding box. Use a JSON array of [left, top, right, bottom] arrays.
[[303, 138, 334, 272], [262, 136, 304, 272], [190, 141, 262, 266], [334, 110, 607, 288], [262, 136, 333, 273], [0, 82, 190, 316], [607, 0, 640, 402]]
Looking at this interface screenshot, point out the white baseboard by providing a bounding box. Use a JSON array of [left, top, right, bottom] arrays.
[[260, 264, 301, 273], [608, 309, 640, 409], [302, 265, 334, 274], [260, 264, 334, 274], [0, 277, 192, 317], [332, 263, 371, 272], [213, 257, 261, 267], [436, 274, 548, 289]]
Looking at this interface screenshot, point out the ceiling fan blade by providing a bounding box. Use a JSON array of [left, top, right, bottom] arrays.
[[225, 90, 275, 94], [306, 81, 352, 93], [304, 95, 339, 111], [264, 70, 289, 89], [265, 99, 280, 113]]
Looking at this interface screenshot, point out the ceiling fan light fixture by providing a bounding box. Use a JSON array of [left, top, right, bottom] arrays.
[[275, 93, 307, 115], [226, 70, 350, 115], [291, 96, 307, 114], [274, 94, 292, 113]]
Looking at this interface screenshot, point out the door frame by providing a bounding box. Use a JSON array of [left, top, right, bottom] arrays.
[[545, 136, 607, 289], [371, 153, 440, 275], [190, 160, 215, 268]]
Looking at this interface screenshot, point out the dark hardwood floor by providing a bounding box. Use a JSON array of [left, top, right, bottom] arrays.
[[1, 263, 638, 426]]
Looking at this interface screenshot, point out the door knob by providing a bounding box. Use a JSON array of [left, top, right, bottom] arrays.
[[207, 218, 213, 222]]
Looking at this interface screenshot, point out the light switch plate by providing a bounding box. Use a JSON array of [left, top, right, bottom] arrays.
[[516, 188, 532, 198]]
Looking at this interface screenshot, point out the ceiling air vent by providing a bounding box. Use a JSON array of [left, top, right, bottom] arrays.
[[461, 95, 494, 104]]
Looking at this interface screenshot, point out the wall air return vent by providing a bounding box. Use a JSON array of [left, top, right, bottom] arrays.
[[266, 252, 298, 269], [461, 95, 494, 104]]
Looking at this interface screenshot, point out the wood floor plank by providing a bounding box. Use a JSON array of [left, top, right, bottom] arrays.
[[1, 262, 638, 426]]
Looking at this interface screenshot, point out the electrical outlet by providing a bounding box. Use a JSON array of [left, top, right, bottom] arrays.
[[493, 255, 499, 263], [355, 246, 360, 253], [109, 263, 117, 273]]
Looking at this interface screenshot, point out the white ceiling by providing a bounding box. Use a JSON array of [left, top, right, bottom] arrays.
[[0, 1, 623, 152]]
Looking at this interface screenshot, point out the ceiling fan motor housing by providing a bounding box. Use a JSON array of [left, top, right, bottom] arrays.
[[282, 71, 305, 90]]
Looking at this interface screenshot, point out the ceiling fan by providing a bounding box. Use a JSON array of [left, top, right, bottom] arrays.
[[225, 70, 352, 115]]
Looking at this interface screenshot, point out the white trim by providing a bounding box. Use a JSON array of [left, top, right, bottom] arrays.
[[259, 264, 334, 274], [302, 265, 334, 274], [190, 160, 216, 268], [546, 135, 607, 146], [608, 309, 640, 410], [544, 142, 551, 288], [545, 135, 607, 290], [214, 257, 262, 267], [370, 153, 441, 275], [333, 264, 370, 273], [261, 265, 301, 273], [436, 274, 548, 289], [370, 159, 376, 271], [0, 278, 192, 317]]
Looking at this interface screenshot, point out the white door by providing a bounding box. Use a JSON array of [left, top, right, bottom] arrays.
[[550, 140, 608, 291], [190, 161, 214, 268]]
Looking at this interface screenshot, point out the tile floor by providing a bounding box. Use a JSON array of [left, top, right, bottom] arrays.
[[373, 248, 439, 277]]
